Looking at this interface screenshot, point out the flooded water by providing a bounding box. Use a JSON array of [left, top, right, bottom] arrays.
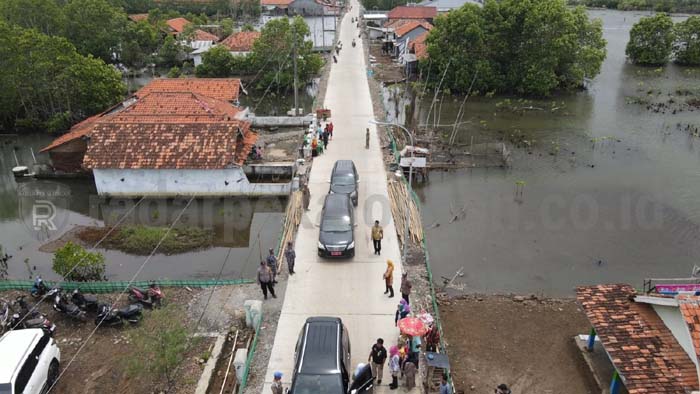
[[0, 134, 286, 281], [392, 10, 700, 296]]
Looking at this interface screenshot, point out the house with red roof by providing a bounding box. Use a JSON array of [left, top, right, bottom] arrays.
[[41, 78, 244, 173], [387, 5, 437, 23], [40, 77, 297, 197], [165, 17, 191, 36], [220, 31, 261, 56], [261, 0, 294, 14], [409, 31, 429, 61], [576, 283, 700, 394]]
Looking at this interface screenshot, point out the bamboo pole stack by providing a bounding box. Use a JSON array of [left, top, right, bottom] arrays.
[[276, 190, 303, 269], [387, 180, 424, 247]]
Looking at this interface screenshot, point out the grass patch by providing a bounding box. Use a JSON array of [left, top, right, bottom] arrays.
[[79, 225, 214, 255], [109, 225, 213, 255]]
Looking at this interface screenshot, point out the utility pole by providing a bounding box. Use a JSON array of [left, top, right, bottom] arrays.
[[292, 22, 299, 116]]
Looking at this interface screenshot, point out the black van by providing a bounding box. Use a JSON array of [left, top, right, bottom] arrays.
[[318, 194, 355, 258], [289, 317, 373, 394], [329, 160, 359, 206]]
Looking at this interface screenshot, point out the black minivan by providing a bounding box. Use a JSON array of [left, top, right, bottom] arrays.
[[329, 160, 359, 206], [318, 194, 355, 258], [289, 317, 374, 394]]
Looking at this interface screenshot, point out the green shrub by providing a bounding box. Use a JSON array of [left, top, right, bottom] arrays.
[[52, 242, 106, 281]]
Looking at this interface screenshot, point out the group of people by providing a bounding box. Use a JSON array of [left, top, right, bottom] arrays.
[[304, 120, 334, 158], [257, 241, 297, 300]]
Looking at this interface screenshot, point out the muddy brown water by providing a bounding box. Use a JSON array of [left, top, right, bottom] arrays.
[[0, 134, 287, 281], [385, 10, 700, 296]]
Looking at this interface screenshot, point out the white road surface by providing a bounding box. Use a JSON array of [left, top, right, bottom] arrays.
[[262, 1, 417, 392]]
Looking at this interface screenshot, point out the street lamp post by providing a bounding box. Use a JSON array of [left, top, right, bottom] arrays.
[[369, 119, 415, 265]]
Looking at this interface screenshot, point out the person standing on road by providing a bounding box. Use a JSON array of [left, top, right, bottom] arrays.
[[368, 338, 387, 385], [271, 371, 284, 394], [302, 184, 311, 211], [495, 384, 512, 394], [400, 272, 412, 304], [388, 345, 400, 389], [365, 128, 370, 149], [266, 248, 278, 284], [329, 122, 334, 139], [383, 259, 395, 297], [394, 299, 410, 326], [257, 261, 276, 300], [403, 359, 417, 389], [285, 241, 296, 275], [322, 128, 329, 148], [439, 374, 452, 394], [372, 220, 383, 255]]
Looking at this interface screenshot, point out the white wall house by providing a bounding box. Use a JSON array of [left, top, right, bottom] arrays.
[[92, 168, 292, 197]]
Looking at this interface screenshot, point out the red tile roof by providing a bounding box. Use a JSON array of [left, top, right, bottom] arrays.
[[118, 92, 239, 119], [192, 29, 219, 42], [388, 6, 437, 20], [220, 31, 261, 52], [261, 0, 294, 6], [576, 284, 700, 394], [41, 90, 241, 153], [135, 78, 241, 102], [128, 13, 148, 22], [384, 18, 413, 29], [166, 17, 191, 33], [394, 20, 432, 38], [410, 31, 429, 60], [83, 121, 258, 169], [678, 296, 700, 366]]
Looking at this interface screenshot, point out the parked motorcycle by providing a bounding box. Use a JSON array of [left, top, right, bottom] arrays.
[[0, 298, 10, 334], [30, 276, 50, 298], [10, 312, 56, 336], [95, 303, 143, 327], [71, 288, 99, 313], [52, 289, 87, 321], [128, 282, 163, 309], [7, 295, 57, 335]]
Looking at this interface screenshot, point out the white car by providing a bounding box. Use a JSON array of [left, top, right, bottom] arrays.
[[0, 328, 60, 394]]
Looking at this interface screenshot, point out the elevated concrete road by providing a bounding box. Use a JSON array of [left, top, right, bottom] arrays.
[[262, 1, 413, 392]]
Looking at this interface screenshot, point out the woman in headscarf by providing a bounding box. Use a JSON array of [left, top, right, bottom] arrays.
[[394, 299, 410, 326], [383, 260, 394, 298], [388, 345, 400, 389]]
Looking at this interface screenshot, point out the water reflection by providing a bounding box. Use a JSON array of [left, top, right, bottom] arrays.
[[391, 10, 700, 296], [0, 134, 286, 281]]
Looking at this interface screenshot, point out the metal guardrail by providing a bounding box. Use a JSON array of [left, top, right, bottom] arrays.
[[0, 279, 254, 293]]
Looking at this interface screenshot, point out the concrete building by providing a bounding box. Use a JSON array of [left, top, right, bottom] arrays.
[[288, 0, 341, 16], [394, 20, 432, 58], [261, 0, 294, 15], [188, 29, 219, 66], [82, 121, 293, 197], [416, 0, 482, 13]]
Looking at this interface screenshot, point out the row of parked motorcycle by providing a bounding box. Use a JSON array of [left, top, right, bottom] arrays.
[[0, 276, 165, 336]]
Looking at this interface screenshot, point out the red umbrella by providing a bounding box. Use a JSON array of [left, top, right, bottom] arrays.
[[398, 317, 429, 337]]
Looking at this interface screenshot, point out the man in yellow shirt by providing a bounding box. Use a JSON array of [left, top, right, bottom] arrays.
[[372, 220, 383, 255]]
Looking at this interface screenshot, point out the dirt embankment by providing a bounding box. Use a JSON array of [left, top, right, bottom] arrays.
[[439, 293, 598, 394]]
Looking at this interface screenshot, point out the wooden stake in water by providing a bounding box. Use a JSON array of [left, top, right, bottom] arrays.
[[515, 180, 526, 201]]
